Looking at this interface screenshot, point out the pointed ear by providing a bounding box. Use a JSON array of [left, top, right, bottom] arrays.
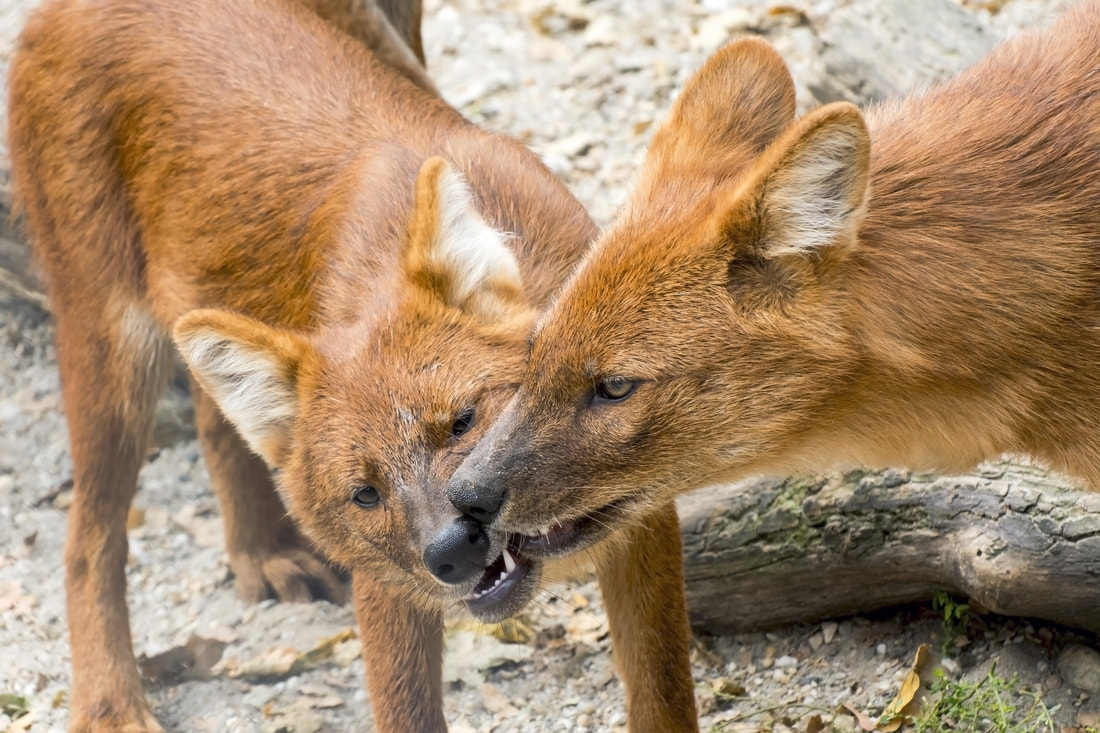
[[173, 310, 312, 467], [725, 101, 870, 257], [405, 157, 531, 324], [640, 38, 797, 192], [716, 102, 870, 310]]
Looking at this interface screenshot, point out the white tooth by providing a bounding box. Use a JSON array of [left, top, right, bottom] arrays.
[[503, 548, 516, 574]]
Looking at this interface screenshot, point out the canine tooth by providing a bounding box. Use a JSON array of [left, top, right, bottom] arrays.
[[503, 548, 516, 573]]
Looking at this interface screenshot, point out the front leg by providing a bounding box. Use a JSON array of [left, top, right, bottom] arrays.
[[596, 502, 699, 732], [353, 569, 447, 732]]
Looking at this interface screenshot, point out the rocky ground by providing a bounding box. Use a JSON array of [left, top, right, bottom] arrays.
[[2, 0, 1099, 732]]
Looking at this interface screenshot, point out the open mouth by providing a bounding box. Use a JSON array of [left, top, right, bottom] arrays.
[[511, 497, 632, 559], [461, 499, 632, 618], [464, 543, 530, 612]]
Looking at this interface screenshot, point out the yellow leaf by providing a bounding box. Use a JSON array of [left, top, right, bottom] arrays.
[[878, 644, 932, 730]]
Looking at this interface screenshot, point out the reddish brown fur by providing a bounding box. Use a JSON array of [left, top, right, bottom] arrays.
[[450, 0, 1100, 710], [2, 0, 675, 730]]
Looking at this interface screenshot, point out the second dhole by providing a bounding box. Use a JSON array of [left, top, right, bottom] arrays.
[[445, 0, 1100, 688]]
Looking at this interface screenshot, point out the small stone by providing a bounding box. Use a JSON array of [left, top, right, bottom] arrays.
[[710, 677, 746, 697], [941, 657, 960, 675], [808, 633, 824, 651], [1059, 644, 1100, 694], [775, 655, 798, 669], [833, 713, 858, 732], [876, 644, 887, 656], [822, 621, 839, 644]]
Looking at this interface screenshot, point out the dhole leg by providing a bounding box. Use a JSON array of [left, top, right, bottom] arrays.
[[596, 503, 699, 733], [190, 379, 348, 604], [55, 304, 170, 733], [352, 570, 446, 733]]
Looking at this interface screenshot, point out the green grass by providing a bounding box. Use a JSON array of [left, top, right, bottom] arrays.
[[911, 663, 1080, 733], [703, 664, 1077, 733]]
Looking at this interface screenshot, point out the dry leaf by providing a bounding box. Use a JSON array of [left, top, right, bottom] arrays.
[[138, 634, 228, 686], [127, 506, 146, 530], [481, 683, 518, 716], [220, 629, 359, 682], [878, 644, 932, 730], [3, 711, 34, 733], [841, 703, 878, 732], [446, 617, 535, 644], [710, 677, 747, 697], [0, 583, 36, 616], [565, 612, 607, 645], [805, 714, 826, 733]]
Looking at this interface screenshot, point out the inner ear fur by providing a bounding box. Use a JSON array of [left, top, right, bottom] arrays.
[[719, 102, 871, 307], [173, 309, 313, 467], [405, 156, 532, 326]]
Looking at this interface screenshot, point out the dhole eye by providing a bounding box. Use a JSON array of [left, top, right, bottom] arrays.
[[595, 376, 637, 402], [351, 485, 381, 508], [451, 407, 476, 439]]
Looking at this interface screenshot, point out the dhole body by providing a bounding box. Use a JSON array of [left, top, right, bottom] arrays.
[[447, 0, 1100, 656], [5, 0, 695, 731]]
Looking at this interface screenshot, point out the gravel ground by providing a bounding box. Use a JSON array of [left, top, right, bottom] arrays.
[[2, 1, 1099, 732]]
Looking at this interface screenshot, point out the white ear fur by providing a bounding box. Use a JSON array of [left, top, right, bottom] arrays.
[[747, 105, 869, 258], [428, 162, 523, 305], [174, 320, 300, 466]]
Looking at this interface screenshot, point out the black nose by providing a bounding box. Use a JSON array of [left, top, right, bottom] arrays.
[[423, 517, 491, 584], [447, 474, 505, 524]]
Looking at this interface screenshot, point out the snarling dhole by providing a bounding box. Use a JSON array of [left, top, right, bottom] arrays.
[[7, 0, 697, 730], [446, 0, 1100, 672]]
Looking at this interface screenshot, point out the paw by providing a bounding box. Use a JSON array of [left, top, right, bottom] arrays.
[[230, 541, 348, 605], [70, 701, 165, 733]]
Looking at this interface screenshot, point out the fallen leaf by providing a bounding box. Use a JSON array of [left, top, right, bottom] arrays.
[[4, 710, 34, 733], [710, 677, 747, 697], [222, 647, 301, 682], [805, 714, 826, 733], [0, 583, 36, 616], [878, 644, 932, 730], [446, 617, 535, 644], [565, 611, 608, 645], [0, 694, 30, 719], [219, 629, 359, 682], [481, 683, 518, 716], [442, 630, 534, 688], [138, 634, 228, 686], [841, 703, 878, 732]]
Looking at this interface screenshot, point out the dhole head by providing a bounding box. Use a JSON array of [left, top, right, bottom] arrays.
[[174, 157, 544, 616], [448, 39, 871, 576]]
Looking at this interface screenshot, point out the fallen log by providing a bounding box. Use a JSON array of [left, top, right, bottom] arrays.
[[680, 461, 1100, 635]]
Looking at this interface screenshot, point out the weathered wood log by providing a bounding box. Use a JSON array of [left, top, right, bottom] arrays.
[[679, 462, 1100, 635]]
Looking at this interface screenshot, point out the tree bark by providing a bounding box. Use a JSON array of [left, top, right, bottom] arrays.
[[679, 461, 1100, 635]]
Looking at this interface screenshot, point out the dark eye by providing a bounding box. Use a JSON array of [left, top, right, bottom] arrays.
[[451, 407, 476, 439], [595, 376, 637, 402], [351, 485, 380, 508]]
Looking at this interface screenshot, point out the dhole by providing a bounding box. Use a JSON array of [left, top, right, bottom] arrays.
[[445, 0, 1100, 688], [8, 0, 696, 731]]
